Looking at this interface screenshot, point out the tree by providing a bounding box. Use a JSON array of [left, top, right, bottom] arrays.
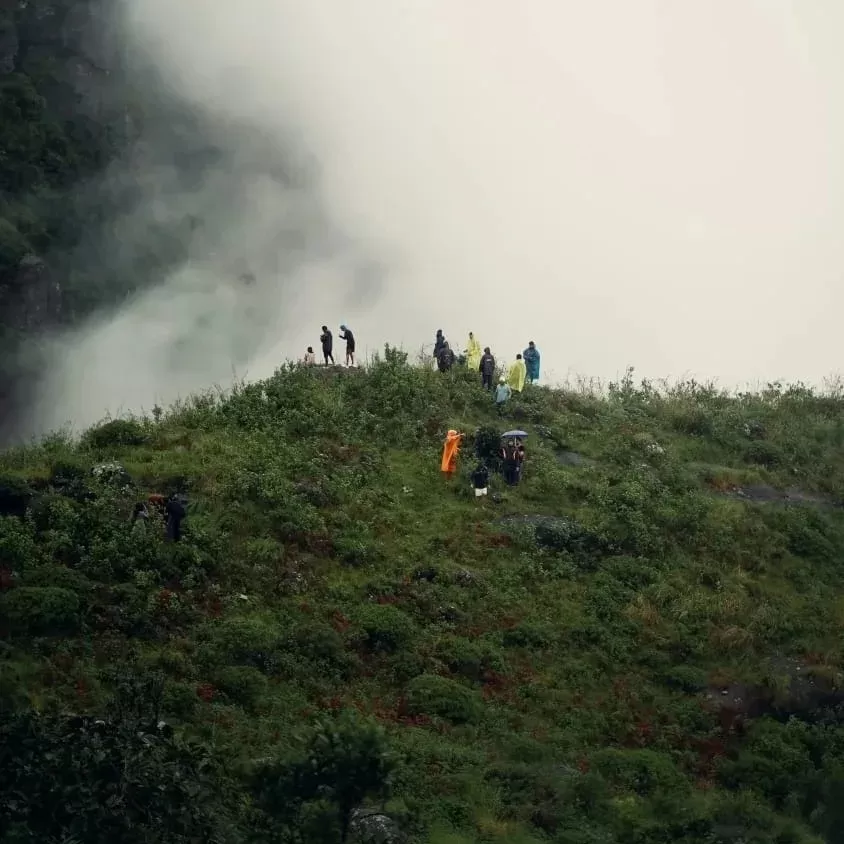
[[253, 710, 396, 844]]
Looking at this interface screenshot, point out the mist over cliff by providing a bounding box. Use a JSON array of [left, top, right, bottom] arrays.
[[5, 1, 844, 440]]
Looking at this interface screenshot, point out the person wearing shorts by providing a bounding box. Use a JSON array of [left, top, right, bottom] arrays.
[[339, 324, 356, 367]]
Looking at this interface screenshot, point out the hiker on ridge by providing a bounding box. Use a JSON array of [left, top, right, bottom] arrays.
[[479, 347, 496, 390], [494, 376, 512, 415], [320, 326, 335, 365], [466, 332, 482, 372], [433, 329, 446, 364], [523, 341, 540, 384], [507, 353, 527, 393], [303, 346, 316, 365], [437, 340, 456, 372], [339, 324, 356, 367]]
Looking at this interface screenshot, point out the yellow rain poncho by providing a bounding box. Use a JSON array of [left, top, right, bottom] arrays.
[[466, 333, 482, 371], [507, 358, 527, 393]]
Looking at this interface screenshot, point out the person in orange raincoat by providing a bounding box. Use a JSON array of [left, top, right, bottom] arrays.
[[441, 429, 464, 476]]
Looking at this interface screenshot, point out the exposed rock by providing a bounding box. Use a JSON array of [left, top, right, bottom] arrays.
[[555, 450, 596, 467], [349, 808, 405, 844], [714, 483, 841, 509]]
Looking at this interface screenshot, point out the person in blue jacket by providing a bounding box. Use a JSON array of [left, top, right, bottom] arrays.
[[523, 340, 541, 384]]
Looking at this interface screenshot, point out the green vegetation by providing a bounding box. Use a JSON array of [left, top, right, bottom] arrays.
[[3, 351, 844, 842]]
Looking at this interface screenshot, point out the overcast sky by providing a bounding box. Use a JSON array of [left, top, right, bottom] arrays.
[[29, 0, 844, 433]]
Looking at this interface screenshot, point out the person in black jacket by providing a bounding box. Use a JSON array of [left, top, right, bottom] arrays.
[[320, 326, 334, 365], [165, 493, 186, 542], [479, 347, 496, 390], [433, 329, 446, 363], [437, 341, 455, 372]]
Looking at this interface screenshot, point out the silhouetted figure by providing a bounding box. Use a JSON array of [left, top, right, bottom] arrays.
[[320, 326, 335, 365], [437, 341, 455, 372], [339, 324, 356, 366], [479, 347, 496, 390], [165, 493, 186, 542]]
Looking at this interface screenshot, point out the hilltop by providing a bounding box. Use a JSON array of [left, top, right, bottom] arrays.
[[3, 350, 844, 843]]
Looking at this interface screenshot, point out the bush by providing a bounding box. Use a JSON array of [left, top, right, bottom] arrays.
[[353, 604, 417, 654], [0, 475, 33, 518], [1, 586, 80, 634], [405, 674, 483, 724], [84, 419, 149, 449], [502, 622, 554, 650], [287, 622, 351, 669], [436, 636, 505, 682], [161, 680, 198, 720], [0, 515, 37, 570], [212, 665, 268, 710], [21, 564, 91, 593]]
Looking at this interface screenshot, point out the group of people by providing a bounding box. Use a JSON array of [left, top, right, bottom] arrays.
[[433, 330, 541, 403], [302, 325, 357, 367], [130, 492, 187, 542], [441, 428, 528, 498]]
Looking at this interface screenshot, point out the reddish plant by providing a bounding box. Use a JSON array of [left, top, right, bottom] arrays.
[[196, 682, 216, 702]]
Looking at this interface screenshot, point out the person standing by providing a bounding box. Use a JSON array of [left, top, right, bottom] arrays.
[[507, 353, 527, 393], [466, 332, 482, 371], [523, 341, 540, 384], [320, 326, 335, 365], [471, 463, 489, 498], [479, 347, 496, 390], [441, 430, 464, 477], [434, 329, 446, 360], [339, 324, 356, 367], [437, 341, 456, 372], [494, 376, 511, 415]]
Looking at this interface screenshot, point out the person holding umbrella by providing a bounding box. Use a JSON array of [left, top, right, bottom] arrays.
[[501, 430, 528, 485]]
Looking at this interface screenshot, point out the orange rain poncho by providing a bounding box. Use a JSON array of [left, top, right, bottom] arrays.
[[441, 429, 464, 475]]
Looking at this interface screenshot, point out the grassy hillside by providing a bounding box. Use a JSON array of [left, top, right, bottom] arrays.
[[3, 350, 844, 843]]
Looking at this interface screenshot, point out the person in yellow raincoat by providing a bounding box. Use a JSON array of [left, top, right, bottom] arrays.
[[466, 332, 482, 371], [441, 429, 464, 476], [507, 353, 527, 393]]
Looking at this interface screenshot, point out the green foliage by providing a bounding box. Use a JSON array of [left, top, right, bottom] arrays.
[[0, 710, 236, 843], [1, 585, 80, 634], [405, 675, 484, 724], [5, 359, 844, 842], [84, 418, 150, 450], [253, 710, 395, 843], [354, 604, 418, 654]]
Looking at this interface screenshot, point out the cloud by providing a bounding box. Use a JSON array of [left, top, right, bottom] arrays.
[[26, 0, 844, 434]]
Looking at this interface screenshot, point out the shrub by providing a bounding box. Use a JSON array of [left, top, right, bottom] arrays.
[[161, 680, 198, 720], [1, 586, 80, 634], [21, 564, 91, 593], [0, 475, 33, 518], [436, 636, 505, 682], [0, 515, 38, 571], [197, 616, 283, 674], [502, 622, 554, 650], [743, 440, 782, 469], [353, 604, 417, 654], [212, 665, 268, 710], [287, 621, 349, 666], [405, 674, 483, 724], [84, 418, 149, 449]]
